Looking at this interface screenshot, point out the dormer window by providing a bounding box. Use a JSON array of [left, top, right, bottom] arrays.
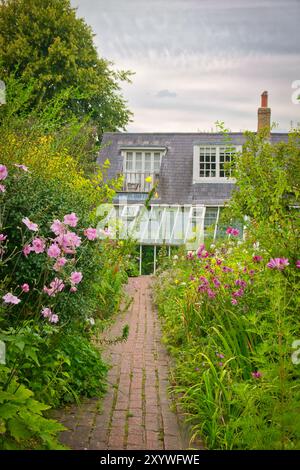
[[124, 150, 162, 174], [193, 145, 241, 183], [121, 147, 165, 192]]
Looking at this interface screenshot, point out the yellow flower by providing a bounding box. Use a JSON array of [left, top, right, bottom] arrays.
[[145, 176, 152, 183], [174, 279, 179, 284], [154, 192, 159, 198]]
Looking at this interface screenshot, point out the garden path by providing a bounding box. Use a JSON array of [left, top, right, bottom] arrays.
[[54, 276, 188, 450]]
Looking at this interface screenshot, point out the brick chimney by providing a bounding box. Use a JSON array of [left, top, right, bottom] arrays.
[[257, 91, 271, 134]]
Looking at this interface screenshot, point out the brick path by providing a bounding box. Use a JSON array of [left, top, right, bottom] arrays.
[[55, 276, 187, 450]]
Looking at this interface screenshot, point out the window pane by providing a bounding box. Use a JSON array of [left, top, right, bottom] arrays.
[[135, 152, 142, 171], [145, 152, 151, 171], [126, 152, 133, 171], [219, 146, 235, 177], [198, 147, 216, 178]]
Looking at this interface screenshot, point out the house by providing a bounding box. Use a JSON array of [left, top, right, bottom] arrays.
[[98, 92, 288, 272]]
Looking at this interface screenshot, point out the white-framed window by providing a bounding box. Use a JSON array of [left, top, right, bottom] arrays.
[[122, 149, 163, 174], [193, 145, 241, 183]]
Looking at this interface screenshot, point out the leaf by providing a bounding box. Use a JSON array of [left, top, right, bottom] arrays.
[[7, 418, 33, 442], [0, 403, 19, 419], [0, 419, 6, 434]]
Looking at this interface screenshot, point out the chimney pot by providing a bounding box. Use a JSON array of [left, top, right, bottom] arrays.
[[258, 91, 271, 134], [261, 91, 268, 108]]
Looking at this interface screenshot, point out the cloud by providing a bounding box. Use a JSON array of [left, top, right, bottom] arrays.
[[155, 89, 177, 98], [71, 0, 300, 132]]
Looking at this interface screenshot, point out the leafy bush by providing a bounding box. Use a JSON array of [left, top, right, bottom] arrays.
[[155, 237, 300, 449], [0, 366, 66, 450], [154, 129, 300, 450]]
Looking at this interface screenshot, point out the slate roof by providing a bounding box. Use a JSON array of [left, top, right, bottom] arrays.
[[98, 132, 288, 206]]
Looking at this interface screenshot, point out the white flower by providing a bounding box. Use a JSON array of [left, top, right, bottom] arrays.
[[173, 255, 178, 260], [87, 317, 95, 326]]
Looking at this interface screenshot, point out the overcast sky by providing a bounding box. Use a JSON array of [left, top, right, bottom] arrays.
[[71, 0, 300, 132]]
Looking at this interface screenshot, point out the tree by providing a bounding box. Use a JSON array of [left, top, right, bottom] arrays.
[[0, 0, 132, 135], [225, 129, 300, 261]]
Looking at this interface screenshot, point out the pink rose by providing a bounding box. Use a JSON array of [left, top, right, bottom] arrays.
[[47, 243, 61, 258], [84, 228, 97, 241], [50, 314, 59, 324], [53, 257, 67, 272], [23, 244, 32, 257], [22, 217, 38, 232], [3, 293, 21, 304], [32, 237, 45, 254], [63, 212, 78, 227], [50, 219, 65, 236], [0, 165, 8, 180], [43, 278, 65, 297], [70, 271, 83, 285], [41, 307, 52, 318]]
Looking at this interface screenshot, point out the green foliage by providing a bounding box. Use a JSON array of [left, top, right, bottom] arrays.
[[155, 240, 300, 449], [0, 0, 132, 135], [154, 130, 300, 449], [0, 365, 66, 449]]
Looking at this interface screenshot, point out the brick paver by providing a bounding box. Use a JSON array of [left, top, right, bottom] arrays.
[[55, 276, 188, 450]]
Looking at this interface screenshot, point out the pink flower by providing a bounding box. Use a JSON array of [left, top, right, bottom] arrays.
[[53, 257, 67, 272], [3, 293, 21, 305], [232, 288, 244, 298], [14, 163, 29, 172], [21, 283, 30, 293], [296, 260, 300, 268], [207, 288, 216, 299], [50, 314, 59, 324], [0, 165, 8, 180], [267, 258, 289, 270], [84, 228, 97, 241], [0, 184, 5, 193], [253, 255, 263, 263], [55, 231, 81, 253], [70, 271, 83, 285], [50, 219, 65, 236], [216, 353, 225, 359], [32, 237, 45, 254], [47, 243, 61, 258], [218, 362, 224, 367], [70, 286, 77, 293], [222, 266, 233, 273], [0, 234, 7, 242], [231, 298, 238, 305], [22, 217, 38, 232], [226, 227, 239, 236], [216, 259, 222, 265], [23, 244, 32, 257], [186, 251, 194, 260], [41, 307, 52, 318], [63, 212, 78, 227], [235, 279, 247, 288], [43, 278, 65, 297], [213, 278, 221, 288], [251, 371, 262, 379], [196, 244, 205, 257]]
